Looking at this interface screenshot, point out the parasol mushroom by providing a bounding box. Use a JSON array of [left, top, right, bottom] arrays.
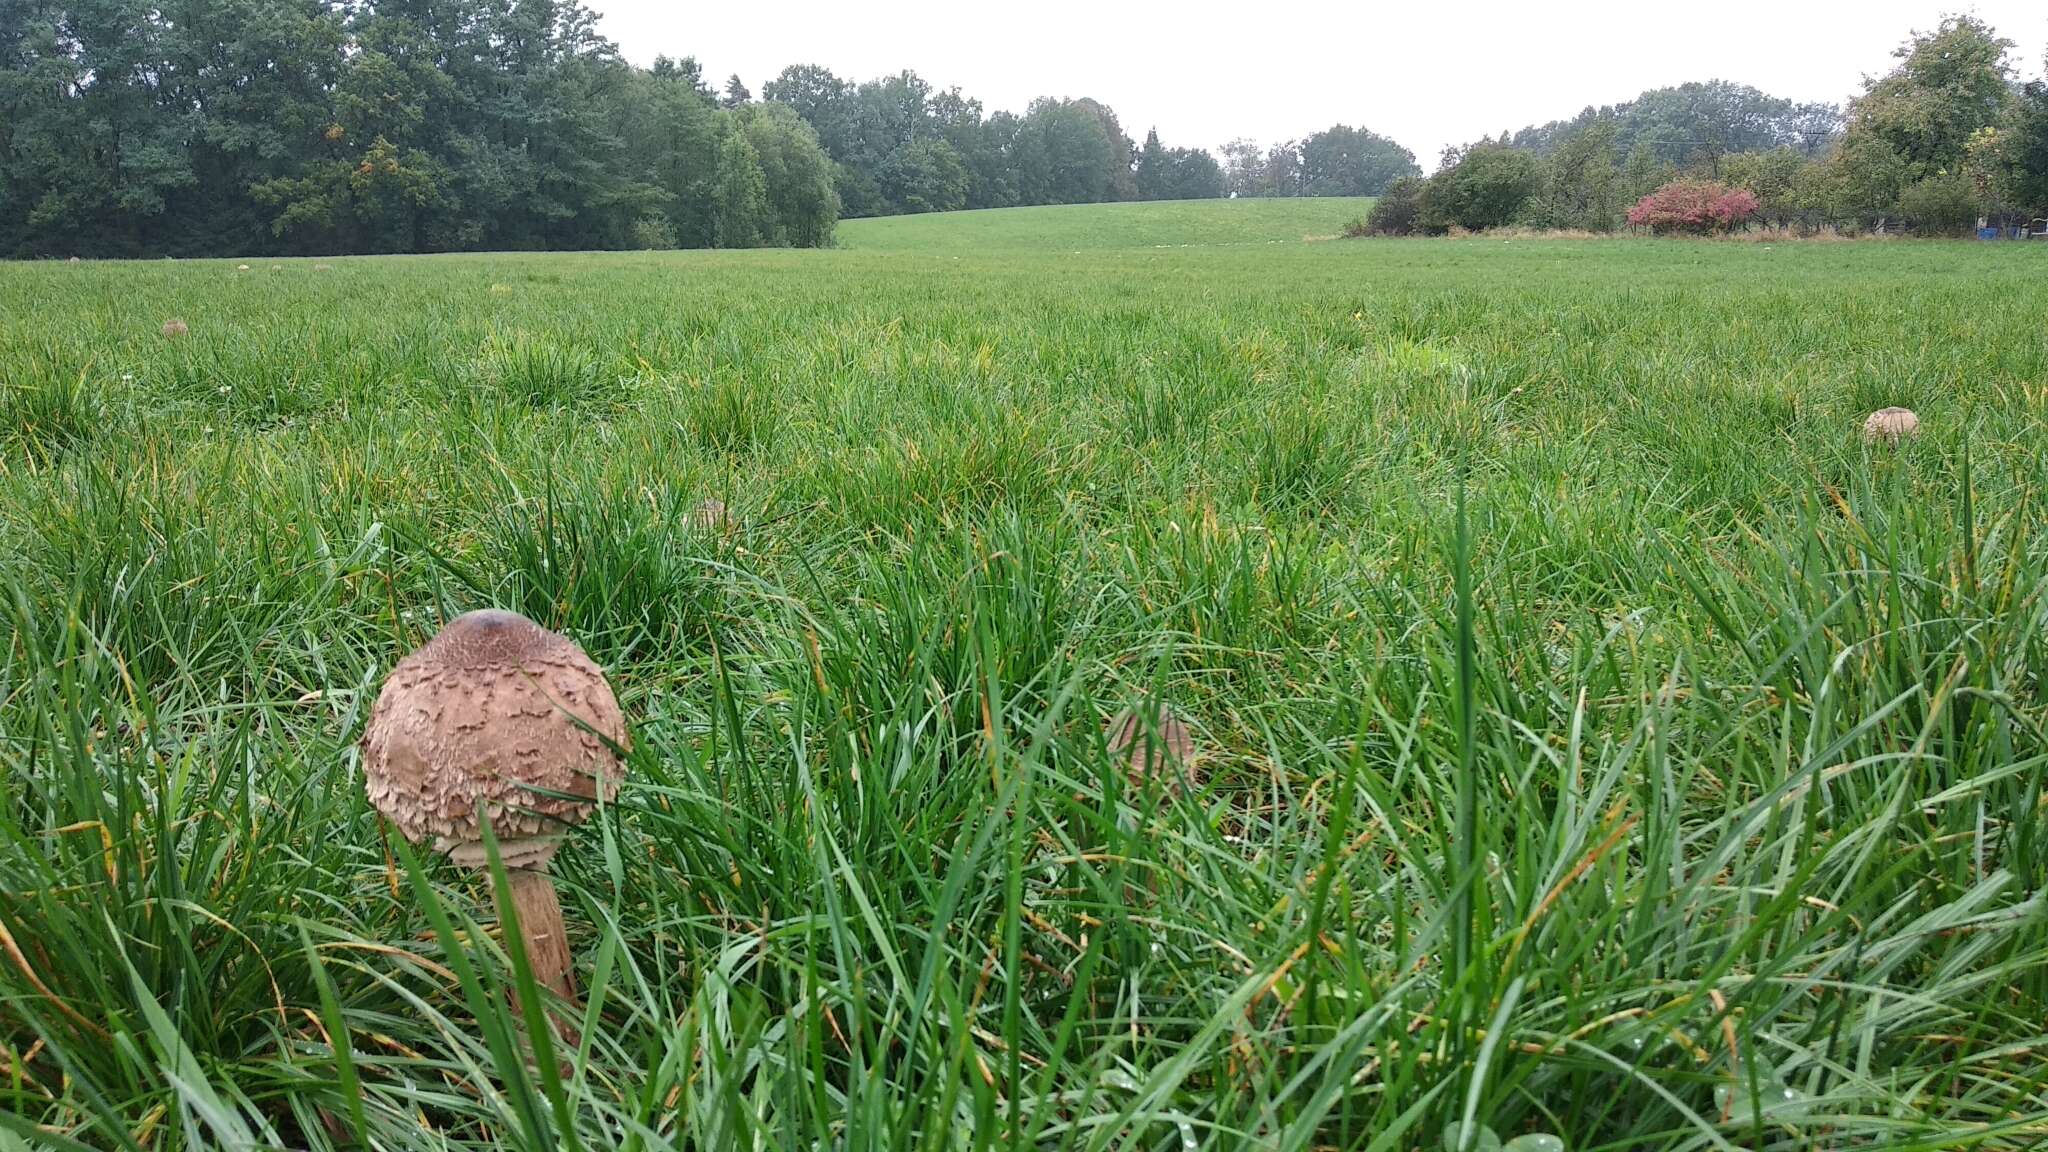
[[360, 609, 627, 1026], [690, 496, 733, 531], [1863, 407, 1920, 443], [1105, 699, 1198, 794]]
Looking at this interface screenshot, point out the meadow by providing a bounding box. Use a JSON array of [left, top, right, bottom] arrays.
[[833, 197, 1377, 250], [1, 209, 2045, 1150]]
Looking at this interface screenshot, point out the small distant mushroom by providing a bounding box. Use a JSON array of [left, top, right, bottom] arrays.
[[1105, 700, 1198, 793], [161, 319, 188, 338], [1863, 407, 1920, 443], [690, 497, 732, 531], [360, 609, 628, 1028]]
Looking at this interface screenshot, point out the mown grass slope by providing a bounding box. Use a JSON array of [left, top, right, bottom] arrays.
[[1, 236, 2044, 1150], [835, 195, 1375, 250]]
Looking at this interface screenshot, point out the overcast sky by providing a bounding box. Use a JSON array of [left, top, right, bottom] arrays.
[[586, 2, 2048, 169]]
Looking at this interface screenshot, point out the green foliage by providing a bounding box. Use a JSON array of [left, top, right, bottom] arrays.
[[0, 357, 93, 466], [1507, 80, 1841, 164], [630, 215, 679, 250], [1013, 97, 1122, 205], [881, 138, 972, 214], [3, 239, 2046, 1150], [1809, 132, 1913, 229], [1896, 171, 1980, 235], [1134, 129, 1226, 200], [1717, 147, 1809, 225], [1851, 15, 2014, 175], [1363, 176, 1428, 235], [0, 0, 833, 256], [1217, 129, 1415, 200], [1299, 124, 1422, 196], [1517, 123, 1625, 231], [484, 337, 614, 411], [1073, 98, 1140, 202], [711, 130, 773, 249], [738, 103, 841, 247], [1424, 146, 1546, 231], [623, 63, 725, 247], [760, 65, 1171, 219], [1996, 82, 2048, 215], [1794, 14, 2021, 233], [1415, 25, 2040, 239]]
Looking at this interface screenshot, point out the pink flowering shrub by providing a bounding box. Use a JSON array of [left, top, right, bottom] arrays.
[[1626, 180, 1761, 235]]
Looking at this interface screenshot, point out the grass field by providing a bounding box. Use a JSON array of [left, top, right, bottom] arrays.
[[835, 196, 1375, 250], [2, 219, 2046, 1150]]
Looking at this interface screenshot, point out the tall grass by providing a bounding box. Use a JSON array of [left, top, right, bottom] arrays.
[[0, 236, 2043, 1149]]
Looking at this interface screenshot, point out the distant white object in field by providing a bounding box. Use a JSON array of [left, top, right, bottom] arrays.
[[1863, 407, 1920, 443]]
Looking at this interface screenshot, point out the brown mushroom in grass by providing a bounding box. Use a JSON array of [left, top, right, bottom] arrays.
[[1105, 700, 1198, 793], [1863, 407, 1920, 443], [690, 497, 732, 531], [360, 609, 627, 1033]]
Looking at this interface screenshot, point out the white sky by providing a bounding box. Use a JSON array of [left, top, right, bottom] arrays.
[[587, 2, 2048, 170]]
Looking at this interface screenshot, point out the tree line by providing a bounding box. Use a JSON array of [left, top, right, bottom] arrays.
[[1366, 17, 2048, 237], [0, 0, 843, 257], [9, 4, 2045, 257], [0, 0, 1384, 257], [757, 66, 1232, 215], [758, 63, 1425, 215], [1217, 128, 1421, 199]]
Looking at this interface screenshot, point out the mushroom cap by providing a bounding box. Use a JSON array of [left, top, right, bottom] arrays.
[[690, 497, 731, 531], [1105, 703, 1198, 790], [361, 609, 628, 870], [1863, 407, 1920, 442]]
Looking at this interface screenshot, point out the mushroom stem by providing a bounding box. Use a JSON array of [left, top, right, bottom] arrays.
[[499, 868, 580, 1044]]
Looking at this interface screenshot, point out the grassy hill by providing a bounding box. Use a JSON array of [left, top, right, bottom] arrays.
[[834, 196, 1374, 250]]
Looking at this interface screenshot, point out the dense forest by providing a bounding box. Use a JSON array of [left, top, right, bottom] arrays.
[[0, 0, 1270, 257], [5, 4, 2047, 256], [0, 0, 1404, 257], [1367, 17, 2048, 237]]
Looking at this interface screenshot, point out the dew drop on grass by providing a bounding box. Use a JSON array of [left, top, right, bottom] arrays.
[[1099, 1068, 1139, 1092], [1176, 1119, 1197, 1152], [1714, 1081, 1807, 1123], [1503, 1136, 1564, 1152], [1442, 1122, 1502, 1152]]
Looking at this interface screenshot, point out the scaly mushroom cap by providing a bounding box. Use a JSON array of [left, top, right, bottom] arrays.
[[361, 610, 628, 870], [1106, 703, 1198, 791], [1863, 407, 1920, 443]]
